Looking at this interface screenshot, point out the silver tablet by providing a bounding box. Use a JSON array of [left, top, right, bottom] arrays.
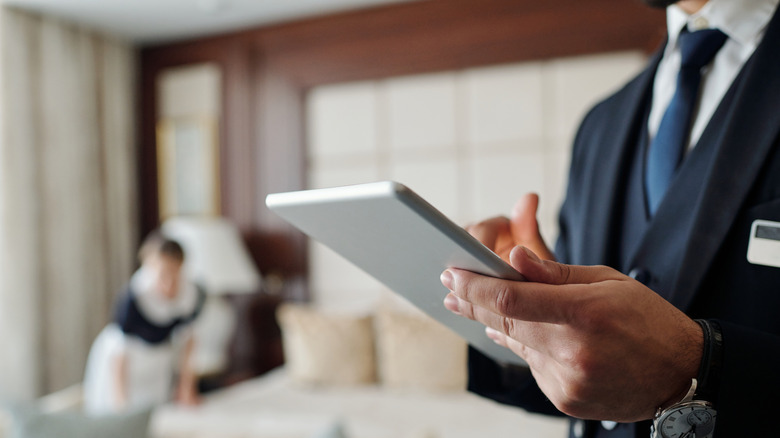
[[266, 181, 526, 366]]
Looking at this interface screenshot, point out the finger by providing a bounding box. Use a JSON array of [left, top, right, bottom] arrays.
[[486, 327, 539, 365], [510, 194, 555, 260], [446, 290, 559, 360], [443, 292, 461, 315], [441, 255, 624, 323], [510, 193, 540, 240], [451, 293, 555, 350], [486, 322, 580, 417], [467, 216, 510, 248], [444, 268, 573, 324], [449, 294, 526, 345], [509, 246, 622, 285], [485, 327, 508, 347]]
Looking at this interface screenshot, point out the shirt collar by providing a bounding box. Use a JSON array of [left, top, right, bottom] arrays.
[[666, 0, 778, 49]]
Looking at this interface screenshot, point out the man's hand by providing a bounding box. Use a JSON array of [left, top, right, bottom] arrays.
[[441, 245, 702, 422], [467, 193, 555, 263]]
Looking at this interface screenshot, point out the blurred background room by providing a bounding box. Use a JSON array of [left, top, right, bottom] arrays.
[[0, 1, 665, 437]]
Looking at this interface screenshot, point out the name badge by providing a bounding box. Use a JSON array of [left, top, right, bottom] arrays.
[[747, 220, 780, 268]]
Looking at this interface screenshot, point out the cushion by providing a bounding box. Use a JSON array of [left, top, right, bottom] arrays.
[[277, 304, 376, 386], [4, 403, 151, 438], [375, 310, 467, 391]]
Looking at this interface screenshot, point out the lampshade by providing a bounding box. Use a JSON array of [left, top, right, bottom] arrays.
[[161, 217, 262, 294]]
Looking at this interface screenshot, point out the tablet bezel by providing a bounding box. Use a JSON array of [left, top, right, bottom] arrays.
[[266, 181, 526, 366]]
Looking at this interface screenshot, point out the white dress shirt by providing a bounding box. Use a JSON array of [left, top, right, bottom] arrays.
[[648, 0, 779, 150]]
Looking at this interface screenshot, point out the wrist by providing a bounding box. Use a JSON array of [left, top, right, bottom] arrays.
[[659, 318, 703, 411]]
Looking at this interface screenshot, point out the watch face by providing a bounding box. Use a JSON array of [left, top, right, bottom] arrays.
[[657, 402, 716, 438]]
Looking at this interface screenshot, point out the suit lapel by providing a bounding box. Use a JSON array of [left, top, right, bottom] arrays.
[[669, 11, 780, 310]]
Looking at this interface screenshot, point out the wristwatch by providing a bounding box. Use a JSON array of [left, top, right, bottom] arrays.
[[651, 378, 716, 438], [651, 319, 722, 438]]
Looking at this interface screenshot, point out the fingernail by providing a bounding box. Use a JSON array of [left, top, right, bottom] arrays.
[[520, 246, 542, 263], [485, 327, 503, 343], [443, 293, 460, 314], [440, 270, 454, 289]]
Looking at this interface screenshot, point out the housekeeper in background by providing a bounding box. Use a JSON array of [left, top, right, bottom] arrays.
[[84, 232, 205, 415]]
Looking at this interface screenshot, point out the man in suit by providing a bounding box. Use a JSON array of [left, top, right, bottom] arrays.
[[440, 0, 780, 436]]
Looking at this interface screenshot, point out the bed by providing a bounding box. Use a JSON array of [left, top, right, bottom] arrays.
[[152, 304, 568, 438], [152, 367, 568, 438], [1, 304, 568, 438]]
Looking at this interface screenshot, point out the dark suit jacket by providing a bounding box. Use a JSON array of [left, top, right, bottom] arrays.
[[468, 5, 780, 438]]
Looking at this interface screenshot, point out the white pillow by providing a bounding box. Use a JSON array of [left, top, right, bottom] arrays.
[[375, 310, 467, 392], [277, 304, 376, 386]]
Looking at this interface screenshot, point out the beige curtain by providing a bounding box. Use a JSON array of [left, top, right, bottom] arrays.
[[0, 7, 137, 400]]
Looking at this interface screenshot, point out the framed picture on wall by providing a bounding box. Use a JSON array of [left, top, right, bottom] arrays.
[[156, 116, 221, 219]]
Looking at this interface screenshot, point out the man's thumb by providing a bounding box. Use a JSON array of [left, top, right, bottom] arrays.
[[511, 194, 555, 261]]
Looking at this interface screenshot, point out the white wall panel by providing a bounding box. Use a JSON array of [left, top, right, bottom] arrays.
[[305, 50, 646, 304], [384, 72, 458, 152], [463, 63, 544, 147], [307, 81, 378, 159], [545, 52, 647, 149], [389, 157, 461, 222], [470, 150, 546, 222]]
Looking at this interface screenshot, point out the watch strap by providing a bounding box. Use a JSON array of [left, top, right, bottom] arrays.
[[694, 319, 723, 403]]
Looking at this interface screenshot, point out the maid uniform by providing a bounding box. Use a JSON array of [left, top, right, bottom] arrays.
[[83, 266, 205, 415]]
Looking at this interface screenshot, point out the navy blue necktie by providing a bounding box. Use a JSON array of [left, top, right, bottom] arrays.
[[645, 28, 727, 215]]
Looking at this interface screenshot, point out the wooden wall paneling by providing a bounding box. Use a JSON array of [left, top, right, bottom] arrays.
[[254, 0, 665, 87], [248, 52, 308, 296], [137, 53, 160, 241], [219, 44, 257, 230], [251, 58, 307, 230], [255, 51, 308, 299]]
